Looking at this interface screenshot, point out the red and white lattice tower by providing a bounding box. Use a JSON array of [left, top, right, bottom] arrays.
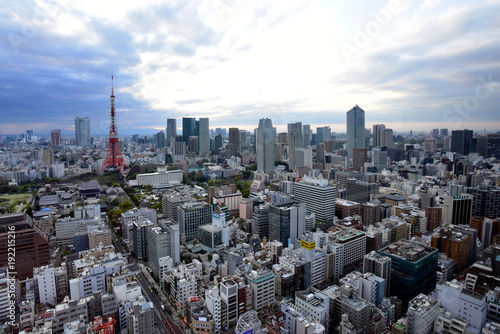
[[98, 74, 129, 175]]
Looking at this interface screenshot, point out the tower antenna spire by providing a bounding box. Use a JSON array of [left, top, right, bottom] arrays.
[[99, 72, 129, 176]]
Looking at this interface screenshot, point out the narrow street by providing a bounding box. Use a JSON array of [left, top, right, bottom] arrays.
[[135, 271, 185, 334]]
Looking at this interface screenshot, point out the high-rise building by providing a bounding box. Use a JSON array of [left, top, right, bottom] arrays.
[[372, 147, 388, 172], [0, 214, 51, 280], [126, 299, 155, 334], [42, 148, 54, 166], [294, 147, 313, 169], [424, 138, 437, 153], [287, 122, 302, 147], [239, 130, 247, 148], [293, 177, 336, 223], [154, 131, 165, 148], [373, 124, 385, 147], [441, 194, 473, 226], [451, 129, 473, 155], [246, 268, 275, 311], [26, 129, 34, 142], [363, 251, 392, 297], [252, 204, 270, 239], [220, 279, 238, 328], [188, 136, 199, 153], [33, 265, 57, 306], [440, 129, 448, 136], [146, 221, 180, 279], [383, 128, 394, 148], [256, 118, 275, 174], [198, 117, 210, 155], [433, 281, 487, 332], [346, 105, 365, 158], [51, 129, 62, 146], [166, 118, 177, 143], [430, 225, 473, 274], [228, 128, 240, 155], [213, 134, 223, 152], [406, 294, 440, 334], [352, 148, 367, 172], [182, 117, 196, 145], [316, 143, 325, 166], [178, 201, 212, 241], [362, 201, 381, 226], [302, 124, 311, 146], [132, 219, 155, 260], [269, 201, 306, 246], [75, 117, 91, 147], [378, 240, 438, 306], [425, 207, 442, 230], [466, 186, 500, 218], [288, 128, 301, 171], [316, 126, 331, 144], [346, 179, 379, 204]]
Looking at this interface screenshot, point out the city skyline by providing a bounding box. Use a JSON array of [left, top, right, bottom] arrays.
[[1, 0, 500, 135]]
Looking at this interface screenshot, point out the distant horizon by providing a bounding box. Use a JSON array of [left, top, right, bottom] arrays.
[[2, 121, 499, 139], [1, 1, 499, 135]]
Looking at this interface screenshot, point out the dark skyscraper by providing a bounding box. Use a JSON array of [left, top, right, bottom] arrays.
[[373, 124, 385, 147], [346, 105, 366, 158], [182, 117, 196, 145], [166, 118, 177, 143], [287, 122, 302, 147], [451, 129, 473, 155], [154, 131, 165, 148], [229, 128, 240, 154]]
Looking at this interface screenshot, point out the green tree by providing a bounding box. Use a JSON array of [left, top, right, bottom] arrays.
[[25, 204, 33, 218], [107, 209, 123, 227], [152, 202, 162, 213], [119, 199, 133, 211]]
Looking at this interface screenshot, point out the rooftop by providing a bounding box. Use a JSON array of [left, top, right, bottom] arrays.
[[408, 294, 439, 314], [379, 240, 437, 262]]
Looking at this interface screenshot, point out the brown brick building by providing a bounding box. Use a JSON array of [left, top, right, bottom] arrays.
[[0, 214, 51, 280]]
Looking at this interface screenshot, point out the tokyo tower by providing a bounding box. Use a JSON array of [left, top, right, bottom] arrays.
[[98, 74, 129, 175]]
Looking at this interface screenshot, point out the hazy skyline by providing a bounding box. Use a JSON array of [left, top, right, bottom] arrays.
[[1, 0, 499, 136]]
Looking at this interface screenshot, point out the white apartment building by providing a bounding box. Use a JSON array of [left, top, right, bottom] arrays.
[[246, 268, 275, 311], [34, 265, 57, 306], [205, 286, 222, 333], [406, 294, 441, 334], [158, 256, 173, 284], [69, 266, 105, 300], [433, 280, 487, 331], [53, 298, 89, 333], [113, 277, 142, 303], [294, 290, 329, 327], [293, 177, 336, 223], [328, 228, 366, 272]]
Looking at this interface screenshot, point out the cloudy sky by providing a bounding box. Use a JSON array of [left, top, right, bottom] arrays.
[[1, 0, 499, 136]]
